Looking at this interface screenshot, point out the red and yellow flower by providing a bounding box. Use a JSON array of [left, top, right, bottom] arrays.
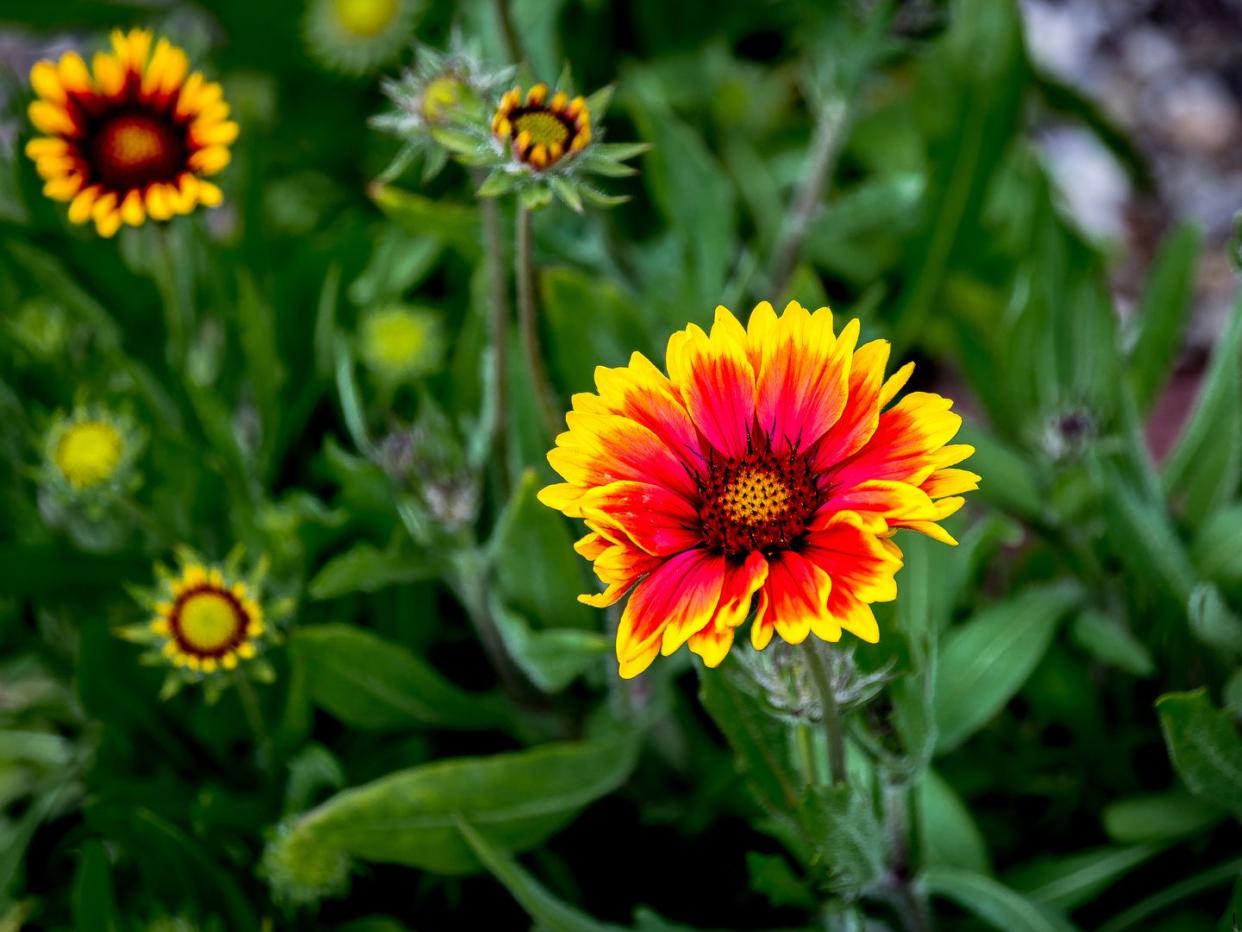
[[25, 29, 237, 237], [539, 301, 978, 678], [491, 84, 591, 171]]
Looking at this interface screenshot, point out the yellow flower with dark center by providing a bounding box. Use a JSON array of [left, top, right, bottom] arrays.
[[54, 418, 123, 489], [491, 84, 591, 171], [25, 29, 237, 238], [359, 305, 442, 382], [305, 0, 418, 76], [150, 563, 264, 673]]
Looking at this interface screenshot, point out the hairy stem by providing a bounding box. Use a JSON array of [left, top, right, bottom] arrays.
[[479, 185, 511, 496], [804, 643, 847, 785], [765, 97, 848, 302], [515, 205, 561, 438]]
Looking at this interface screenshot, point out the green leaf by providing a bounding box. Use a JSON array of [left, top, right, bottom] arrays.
[[1188, 584, 1242, 656], [491, 470, 593, 631], [1102, 792, 1223, 843], [287, 738, 637, 875], [455, 816, 625, 932], [518, 184, 554, 211], [746, 852, 817, 910], [1069, 610, 1155, 678], [72, 841, 120, 932], [1163, 292, 1242, 523], [540, 265, 652, 394], [549, 176, 583, 213], [891, 0, 1028, 352], [918, 768, 990, 873], [308, 542, 435, 600], [291, 625, 507, 731], [957, 426, 1043, 521], [923, 867, 1078, 932], [1007, 844, 1163, 911], [1192, 504, 1242, 586], [369, 184, 481, 256], [934, 584, 1078, 753], [1156, 689, 1242, 816], [490, 600, 609, 693], [1126, 224, 1202, 411], [477, 170, 515, 198]]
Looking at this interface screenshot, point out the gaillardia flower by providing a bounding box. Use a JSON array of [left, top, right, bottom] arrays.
[[25, 29, 237, 237], [538, 301, 978, 678], [492, 84, 591, 172], [124, 550, 286, 697], [304, 0, 418, 76]]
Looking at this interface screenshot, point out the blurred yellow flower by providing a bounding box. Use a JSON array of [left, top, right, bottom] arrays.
[[359, 305, 442, 382], [305, 0, 419, 75], [25, 28, 237, 237], [53, 418, 123, 489]]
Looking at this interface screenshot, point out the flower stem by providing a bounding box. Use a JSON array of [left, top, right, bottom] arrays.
[[479, 183, 511, 497], [764, 97, 848, 302], [235, 671, 272, 772], [153, 223, 191, 366], [493, 0, 524, 64], [804, 642, 846, 785], [515, 205, 561, 439]]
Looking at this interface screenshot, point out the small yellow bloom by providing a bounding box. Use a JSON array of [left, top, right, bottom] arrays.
[[53, 419, 122, 489], [305, 0, 418, 75], [359, 305, 442, 383]]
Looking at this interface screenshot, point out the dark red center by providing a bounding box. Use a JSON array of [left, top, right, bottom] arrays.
[[698, 443, 821, 557], [89, 111, 184, 189]]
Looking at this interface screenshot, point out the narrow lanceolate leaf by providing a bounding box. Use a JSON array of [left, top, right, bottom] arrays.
[[454, 816, 625, 932], [291, 625, 508, 731], [1156, 689, 1242, 816], [307, 542, 435, 600], [934, 584, 1079, 753], [287, 738, 638, 875], [918, 769, 991, 874], [1162, 291, 1242, 523], [1126, 224, 1202, 411], [923, 867, 1079, 932], [1069, 610, 1155, 678], [1006, 844, 1163, 912], [1102, 792, 1223, 844]]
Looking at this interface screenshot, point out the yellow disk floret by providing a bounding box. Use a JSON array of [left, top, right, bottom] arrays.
[[53, 419, 123, 489]]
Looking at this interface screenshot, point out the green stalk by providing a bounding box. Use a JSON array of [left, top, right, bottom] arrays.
[[479, 186, 512, 496], [804, 642, 847, 785], [515, 205, 562, 439]]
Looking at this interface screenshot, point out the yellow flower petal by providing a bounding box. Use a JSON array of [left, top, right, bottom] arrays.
[[192, 120, 239, 147], [189, 146, 231, 174], [196, 180, 223, 208], [145, 183, 173, 221], [92, 52, 125, 96], [28, 101, 75, 136], [57, 52, 93, 94], [30, 61, 66, 104], [120, 190, 146, 226], [68, 186, 100, 224], [42, 174, 82, 201]]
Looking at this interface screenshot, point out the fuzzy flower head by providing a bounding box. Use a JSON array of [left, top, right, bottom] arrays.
[[539, 301, 979, 678], [304, 0, 419, 76], [124, 549, 287, 698], [370, 36, 513, 182], [25, 29, 237, 238], [40, 403, 142, 506], [492, 83, 591, 172], [358, 305, 442, 384]]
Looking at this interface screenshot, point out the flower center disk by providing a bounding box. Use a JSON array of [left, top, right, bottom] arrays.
[[91, 113, 184, 189], [512, 109, 571, 147], [700, 450, 820, 557], [174, 589, 246, 655]]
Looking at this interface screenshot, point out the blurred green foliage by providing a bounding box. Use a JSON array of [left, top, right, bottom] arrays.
[[1, 0, 1240, 929]]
